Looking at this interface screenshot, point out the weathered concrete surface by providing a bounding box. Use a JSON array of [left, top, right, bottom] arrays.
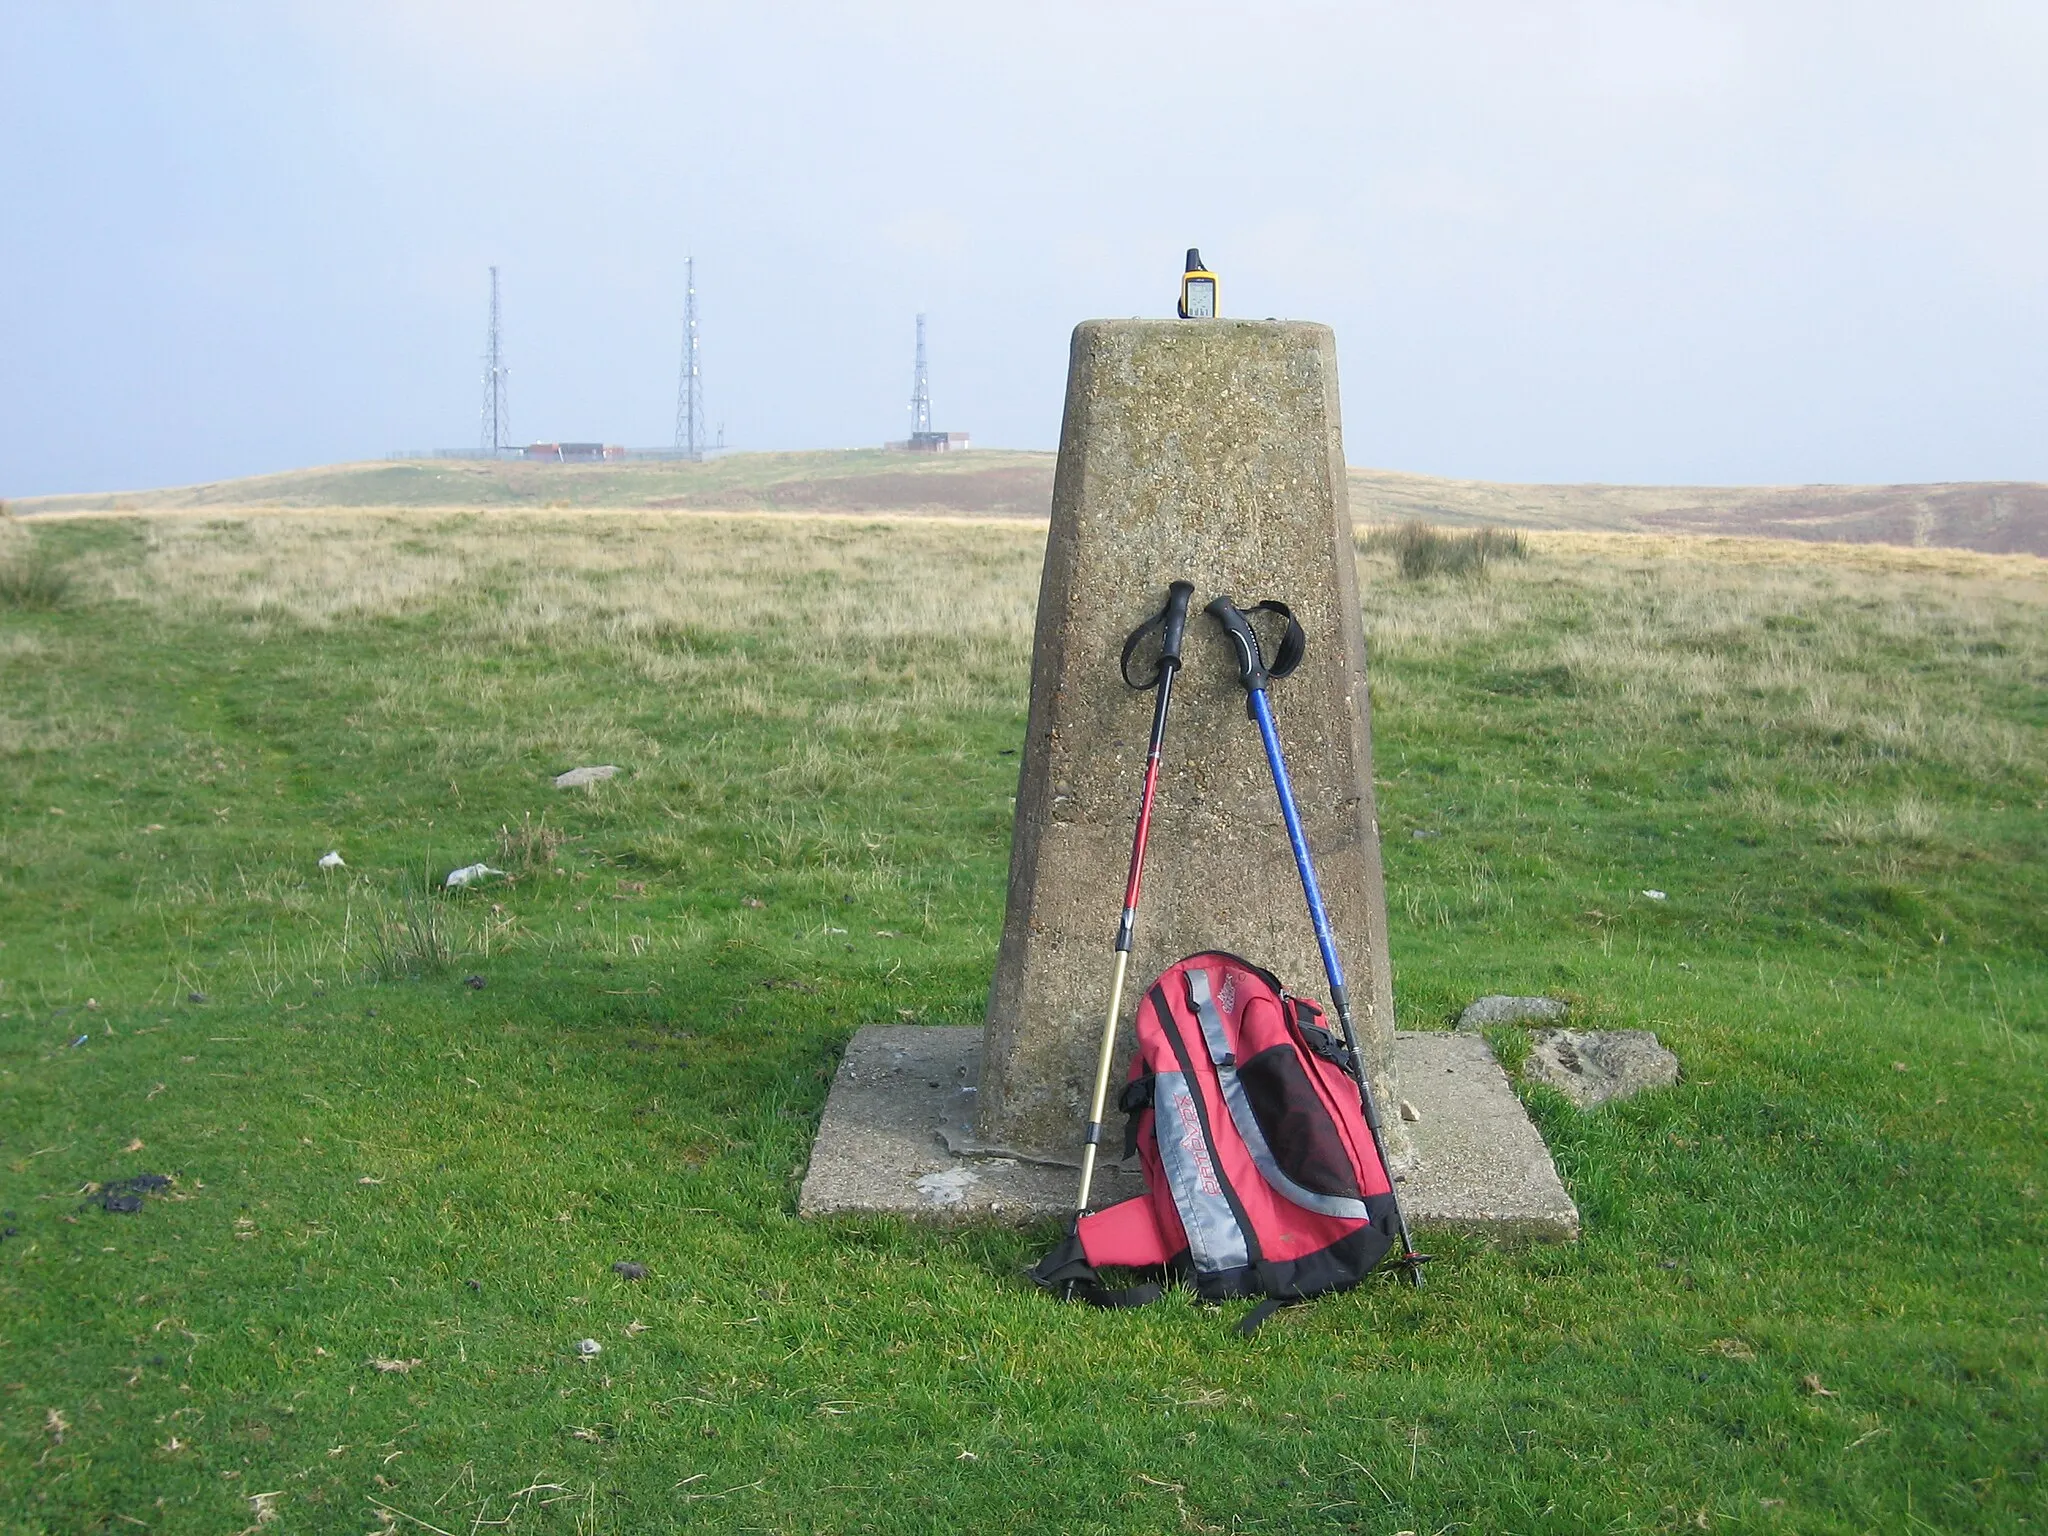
[[982, 319, 1407, 1166], [1524, 1028, 1681, 1109], [802, 1027, 1579, 1242], [1395, 1033, 1580, 1241], [799, 1026, 1142, 1222]]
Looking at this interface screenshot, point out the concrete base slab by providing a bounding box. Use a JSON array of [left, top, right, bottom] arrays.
[[799, 1026, 1579, 1242], [1394, 1032, 1582, 1242]]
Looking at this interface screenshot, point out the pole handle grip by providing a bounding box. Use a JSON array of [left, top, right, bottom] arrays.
[[1204, 596, 1306, 697], [1120, 580, 1197, 690]]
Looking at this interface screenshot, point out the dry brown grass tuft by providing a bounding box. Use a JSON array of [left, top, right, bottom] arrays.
[[1357, 531, 2048, 801], [1363, 522, 1528, 579], [498, 812, 570, 873]]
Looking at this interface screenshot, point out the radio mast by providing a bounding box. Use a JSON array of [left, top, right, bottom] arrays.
[[674, 258, 705, 460], [908, 313, 932, 437], [479, 266, 510, 454]]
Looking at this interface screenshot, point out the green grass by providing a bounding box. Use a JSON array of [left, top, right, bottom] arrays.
[[1, 513, 2044, 1534]]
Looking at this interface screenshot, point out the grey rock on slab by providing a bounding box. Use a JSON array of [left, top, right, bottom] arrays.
[[1457, 995, 1571, 1030], [981, 319, 1407, 1168], [1523, 1028, 1680, 1109]]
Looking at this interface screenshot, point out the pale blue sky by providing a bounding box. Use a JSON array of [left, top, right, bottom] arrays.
[[3, 1, 2044, 496]]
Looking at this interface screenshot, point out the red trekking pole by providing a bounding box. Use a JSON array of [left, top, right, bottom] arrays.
[[1072, 580, 1196, 1215]]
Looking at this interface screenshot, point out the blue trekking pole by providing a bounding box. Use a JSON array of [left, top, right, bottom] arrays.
[[1205, 596, 1430, 1287]]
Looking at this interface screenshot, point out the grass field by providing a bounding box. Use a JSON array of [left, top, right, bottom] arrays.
[[1, 509, 2044, 1534]]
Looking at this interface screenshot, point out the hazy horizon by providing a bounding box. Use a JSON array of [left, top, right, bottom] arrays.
[[4, 2, 2045, 499]]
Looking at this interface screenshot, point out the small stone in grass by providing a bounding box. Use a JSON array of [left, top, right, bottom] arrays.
[[465, 975, 486, 990], [1524, 1029, 1679, 1108], [611, 1261, 648, 1280], [1457, 995, 1569, 1030], [1892, 1061, 1909, 1073], [553, 765, 619, 789], [574, 1338, 602, 1358], [188, 992, 207, 1004]]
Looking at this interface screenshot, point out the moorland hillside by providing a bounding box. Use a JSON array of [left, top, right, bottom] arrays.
[[12, 449, 2047, 557]]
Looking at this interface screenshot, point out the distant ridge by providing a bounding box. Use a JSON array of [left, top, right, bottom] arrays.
[[1350, 469, 2048, 558], [10, 450, 2046, 558]]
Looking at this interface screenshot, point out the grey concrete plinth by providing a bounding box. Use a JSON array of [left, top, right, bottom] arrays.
[[801, 1026, 1579, 1243], [1394, 1032, 1581, 1242], [983, 319, 1407, 1167]]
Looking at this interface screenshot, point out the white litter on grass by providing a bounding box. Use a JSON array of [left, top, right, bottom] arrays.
[[445, 863, 507, 889], [318, 851, 346, 869], [1641, 889, 1667, 901], [574, 1338, 602, 1358]]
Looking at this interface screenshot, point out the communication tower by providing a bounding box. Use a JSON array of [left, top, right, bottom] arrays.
[[674, 258, 706, 460], [479, 266, 510, 454], [909, 313, 932, 436], [892, 314, 966, 451]]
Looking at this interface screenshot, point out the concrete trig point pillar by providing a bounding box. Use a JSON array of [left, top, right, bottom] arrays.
[[978, 318, 1412, 1169], [798, 316, 1577, 1242]]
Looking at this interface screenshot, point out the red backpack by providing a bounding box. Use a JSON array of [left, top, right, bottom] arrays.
[[1029, 952, 1401, 1333]]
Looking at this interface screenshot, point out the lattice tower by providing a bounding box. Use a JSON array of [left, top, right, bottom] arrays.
[[908, 312, 932, 436], [674, 257, 705, 460], [479, 266, 511, 454]]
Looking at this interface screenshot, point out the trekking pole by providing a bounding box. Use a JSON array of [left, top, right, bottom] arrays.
[[1204, 596, 1431, 1287], [1073, 579, 1196, 1217]]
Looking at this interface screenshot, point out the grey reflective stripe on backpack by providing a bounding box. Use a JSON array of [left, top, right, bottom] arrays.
[[1152, 1070, 1250, 1274], [1185, 966, 1372, 1222]]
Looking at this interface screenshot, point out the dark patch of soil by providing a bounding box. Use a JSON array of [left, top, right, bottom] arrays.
[[92, 1173, 173, 1213]]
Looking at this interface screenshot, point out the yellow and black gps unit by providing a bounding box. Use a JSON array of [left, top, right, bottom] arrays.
[[1177, 248, 1218, 319]]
